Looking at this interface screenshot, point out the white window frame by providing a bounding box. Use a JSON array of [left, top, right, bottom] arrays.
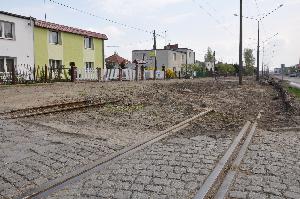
[[84, 37, 94, 49], [49, 31, 61, 45], [0, 21, 15, 40], [0, 58, 5, 72], [49, 59, 62, 68], [0, 57, 16, 72], [85, 62, 94, 70], [173, 53, 177, 61]]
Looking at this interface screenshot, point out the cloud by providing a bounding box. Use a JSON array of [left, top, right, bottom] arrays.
[[162, 12, 196, 24], [87, 0, 185, 16], [91, 25, 125, 39]]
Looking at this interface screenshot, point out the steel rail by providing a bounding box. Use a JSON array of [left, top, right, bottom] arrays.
[[0, 99, 121, 119], [17, 109, 213, 199]]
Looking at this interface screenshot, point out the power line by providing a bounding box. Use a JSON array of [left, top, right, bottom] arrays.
[[191, 0, 235, 37], [47, 0, 165, 37]]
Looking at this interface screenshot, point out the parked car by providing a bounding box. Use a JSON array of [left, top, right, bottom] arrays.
[[289, 73, 297, 77]]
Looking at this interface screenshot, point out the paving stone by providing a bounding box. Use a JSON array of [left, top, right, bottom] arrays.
[[135, 176, 152, 184], [48, 133, 233, 198], [284, 191, 300, 199], [229, 191, 248, 198], [228, 130, 300, 199]]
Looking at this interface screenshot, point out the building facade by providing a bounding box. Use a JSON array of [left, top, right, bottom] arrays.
[[0, 11, 34, 73], [132, 44, 195, 72], [34, 20, 108, 70]]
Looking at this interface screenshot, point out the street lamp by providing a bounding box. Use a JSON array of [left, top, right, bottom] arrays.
[[238, 0, 243, 85], [234, 4, 283, 81]]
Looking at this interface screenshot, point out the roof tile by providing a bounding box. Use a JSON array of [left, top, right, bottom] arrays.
[[35, 20, 108, 40]]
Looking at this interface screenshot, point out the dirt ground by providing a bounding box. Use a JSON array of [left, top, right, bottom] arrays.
[[1, 77, 299, 139]]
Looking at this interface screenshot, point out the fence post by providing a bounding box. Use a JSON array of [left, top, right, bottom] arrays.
[[179, 71, 181, 79], [162, 65, 166, 80], [119, 68, 122, 81], [44, 64, 48, 82], [33, 65, 36, 81], [97, 67, 102, 82], [71, 66, 77, 82], [12, 65, 16, 84], [141, 66, 145, 80], [135, 64, 139, 81]]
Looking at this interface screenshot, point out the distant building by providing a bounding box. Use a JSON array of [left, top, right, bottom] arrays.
[[205, 62, 214, 71], [274, 68, 282, 74], [105, 52, 129, 69], [132, 44, 195, 72]]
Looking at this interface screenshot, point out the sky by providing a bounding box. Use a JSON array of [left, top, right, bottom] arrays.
[[2, 0, 300, 69]]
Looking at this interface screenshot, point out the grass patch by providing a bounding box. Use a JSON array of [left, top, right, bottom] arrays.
[[288, 87, 300, 99]]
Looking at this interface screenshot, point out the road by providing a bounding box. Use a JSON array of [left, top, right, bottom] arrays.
[[273, 75, 300, 84]]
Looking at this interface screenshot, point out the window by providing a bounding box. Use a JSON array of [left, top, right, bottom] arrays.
[[0, 57, 16, 72], [189, 52, 192, 58], [49, 31, 60, 44], [85, 62, 94, 70], [0, 24, 2, 38], [6, 59, 14, 72], [0, 21, 14, 39], [182, 55, 184, 60], [84, 37, 93, 49], [0, 59, 4, 72], [49, 60, 62, 68], [4, 22, 13, 39], [173, 53, 176, 61]]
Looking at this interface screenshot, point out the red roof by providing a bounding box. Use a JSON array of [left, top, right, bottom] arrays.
[[105, 53, 129, 65], [35, 20, 108, 40]]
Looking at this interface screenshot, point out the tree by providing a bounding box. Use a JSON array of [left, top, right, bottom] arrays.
[[216, 62, 235, 75], [244, 48, 255, 75], [204, 47, 215, 63]]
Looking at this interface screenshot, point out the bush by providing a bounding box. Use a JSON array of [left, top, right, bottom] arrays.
[[166, 68, 176, 79]]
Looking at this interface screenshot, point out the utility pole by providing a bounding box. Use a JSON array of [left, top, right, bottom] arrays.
[[213, 51, 216, 80], [262, 43, 265, 77], [256, 20, 260, 81], [239, 0, 243, 85], [185, 52, 188, 77], [153, 30, 157, 80]]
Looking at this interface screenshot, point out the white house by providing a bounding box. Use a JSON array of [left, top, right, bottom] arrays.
[[132, 44, 195, 72], [205, 62, 214, 72], [0, 11, 34, 73]]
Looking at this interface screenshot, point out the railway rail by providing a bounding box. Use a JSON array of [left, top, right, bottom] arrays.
[[17, 109, 214, 199], [0, 99, 121, 119], [11, 109, 262, 199], [193, 111, 262, 199]]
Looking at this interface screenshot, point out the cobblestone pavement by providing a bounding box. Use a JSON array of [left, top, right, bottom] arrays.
[[228, 129, 300, 199], [48, 126, 234, 199], [0, 120, 125, 198]]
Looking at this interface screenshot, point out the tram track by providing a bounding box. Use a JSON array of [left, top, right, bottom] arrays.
[[0, 99, 121, 119], [193, 111, 262, 199], [17, 109, 214, 199]]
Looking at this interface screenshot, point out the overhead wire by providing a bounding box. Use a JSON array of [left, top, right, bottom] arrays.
[[47, 0, 165, 37], [191, 0, 236, 37]]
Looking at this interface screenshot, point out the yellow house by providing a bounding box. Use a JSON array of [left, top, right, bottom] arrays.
[[34, 20, 108, 70]]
